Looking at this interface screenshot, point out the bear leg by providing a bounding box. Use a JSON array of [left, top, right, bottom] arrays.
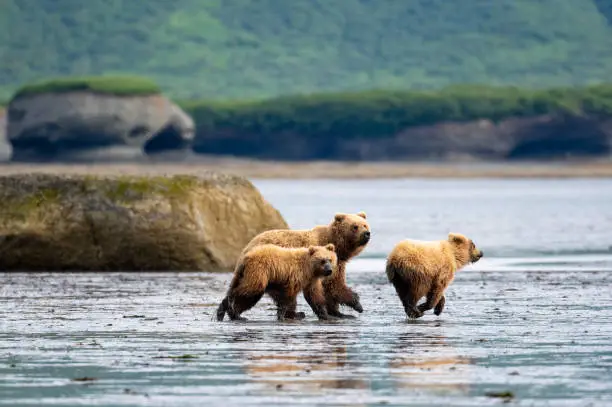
[[418, 285, 445, 315], [228, 292, 264, 321], [271, 291, 301, 321], [322, 263, 363, 318], [391, 279, 423, 319], [326, 302, 356, 319], [433, 295, 446, 316], [304, 281, 330, 321], [216, 296, 230, 321], [276, 296, 301, 321], [217, 265, 246, 321], [402, 296, 423, 319], [324, 287, 360, 318], [226, 265, 268, 321], [267, 289, 305, 320], [280, 300, 306, 320]]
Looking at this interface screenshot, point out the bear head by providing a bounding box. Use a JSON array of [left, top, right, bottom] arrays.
[[328, 211, 371, 261], [308, 243, 338, 277], [448, 232, 483, 267]]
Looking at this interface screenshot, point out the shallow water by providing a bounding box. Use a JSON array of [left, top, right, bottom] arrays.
[[2, 178, 612, 406]]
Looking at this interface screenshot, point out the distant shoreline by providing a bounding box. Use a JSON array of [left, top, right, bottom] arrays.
[[1, 159, 612, 179]]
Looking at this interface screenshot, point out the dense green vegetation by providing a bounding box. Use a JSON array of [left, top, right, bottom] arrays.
[[180, 84, 612, 143], [11, 76, 161, 100], [2, 0, 612, 101]]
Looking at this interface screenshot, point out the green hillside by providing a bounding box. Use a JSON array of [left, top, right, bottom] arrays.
[[2, 0, 612, 101]]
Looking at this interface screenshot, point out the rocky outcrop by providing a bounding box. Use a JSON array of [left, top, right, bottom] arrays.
[[7, 92, 195, 162], [337, 115, 612, 161], [193, 114, 612, 161], [0, 172, 288, 271]]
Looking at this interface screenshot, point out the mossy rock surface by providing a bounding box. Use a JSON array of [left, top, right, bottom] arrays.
[[0, 172, 288, 271]]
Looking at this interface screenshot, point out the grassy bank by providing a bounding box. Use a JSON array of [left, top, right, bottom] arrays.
[[180, 84, 612, 141], [11, 76, 161, 100]]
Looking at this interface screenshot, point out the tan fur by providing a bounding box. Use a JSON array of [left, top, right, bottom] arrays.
[[216, 243, 338, 321], [386, 232, 483, 318], [238, 211, 371, 318]]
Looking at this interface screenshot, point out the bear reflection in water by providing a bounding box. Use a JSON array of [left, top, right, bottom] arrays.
[[231, 330, 368, 401], [229, 329, 472, 399], [388, 332, 472, 394]]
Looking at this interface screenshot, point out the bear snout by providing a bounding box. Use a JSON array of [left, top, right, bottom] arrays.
[[360, 231, 371, 245], [472, 250, 484, 262], [323, 262, 333, 276]]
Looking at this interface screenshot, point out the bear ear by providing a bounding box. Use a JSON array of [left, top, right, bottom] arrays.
[[448, 233, 466, 244], [334, 213, 346, 223], [325, 243, 335, 252], [356, 211, 367, 219], [308, 246, 317, 256]]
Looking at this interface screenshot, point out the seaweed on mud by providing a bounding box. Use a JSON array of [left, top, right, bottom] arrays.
[[485, 390, 515, 402], [153, 354, 199, 361]]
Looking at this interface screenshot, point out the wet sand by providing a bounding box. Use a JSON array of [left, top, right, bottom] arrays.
[[1, 159, 612, 179], [1, 255, 611, 406]]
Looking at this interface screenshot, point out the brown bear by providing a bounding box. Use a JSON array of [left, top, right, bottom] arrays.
[[385, 232, 483, 319], [216, 243, 338, 321], [237, 211, 371, 319]]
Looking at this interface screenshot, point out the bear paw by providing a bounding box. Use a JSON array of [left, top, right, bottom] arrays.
[[406, 308, 423, 319], [434, 297, 446, 316], [285, 311, 306, 320], [329, 311, 356, 319], [349, 293, 363, 313]]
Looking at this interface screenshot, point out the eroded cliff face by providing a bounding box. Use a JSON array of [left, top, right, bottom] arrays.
[[0, 172, 288, 271], [193, 114, 612, 161]]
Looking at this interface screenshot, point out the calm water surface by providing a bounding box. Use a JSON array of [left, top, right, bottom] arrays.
[[1, 178, 612, 406]]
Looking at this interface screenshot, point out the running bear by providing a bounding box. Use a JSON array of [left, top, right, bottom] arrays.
[[216, 243, 338, 321], [385, 233, 483, 318]]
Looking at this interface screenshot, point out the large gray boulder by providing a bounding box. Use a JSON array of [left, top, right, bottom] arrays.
[[7, 92, 195, 161], [0, 172, 288, 271]]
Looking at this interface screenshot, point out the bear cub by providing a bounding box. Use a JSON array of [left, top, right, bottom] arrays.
[[385, 233, 483, 319], [216, 243, 338, 321], [239, 211, 371, 319]]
